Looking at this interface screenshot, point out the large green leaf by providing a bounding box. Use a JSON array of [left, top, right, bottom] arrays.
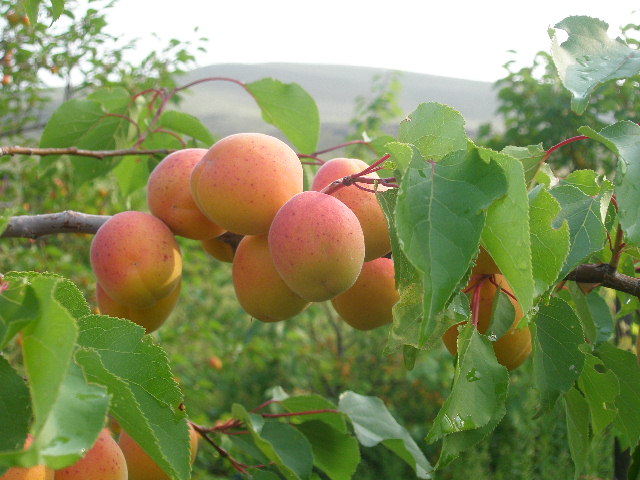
[[398, 102, 468, 160], [577, 353, 619, 436], [395, 147, 508, 346], [501, 144, 546, 188], [280, 394, 347, 433], [532, 297, 587, 411], [0, 355, 31, 452], [246, 78, 319, 154], [75, 315, 191, 480], [550, 16, 640, 114], [596, 343, 640, 449], [579, 121, 640, 246], [158, 110, 215, 146], [338, 391, 432, 479], [478, 147, 534, 313], [569, 284, 614, 346], [550, 184, 607, 278], [0, 276, 40, 349], [563, 388, 590, 480], [528, 188, 570, 297], [426, 325, 509, 444]]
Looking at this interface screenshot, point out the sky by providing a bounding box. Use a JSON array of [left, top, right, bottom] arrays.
[[104, 1, 638, 83]]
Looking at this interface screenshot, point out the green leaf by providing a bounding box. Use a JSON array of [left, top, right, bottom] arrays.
[[385, 142, 415, 174], [158, 110, 215, 146], [338, 391, 432, 479], [88, 87, 131, 114], [563, 388, 590, 480], [568, 284, 614, 345], [280, 395, 346, 433], [75, 314, 190, 480], [577, 353, 619, 436], [486, 291, 517, 341], [0, 276, 39, 349], [395, 146, 508, 346], [232, 403, 312, 479], [550, 16, 640, 114], [426, 325, 509, 443], [296, 421, 360, 480], [501, 144, 546, 188], [246, 78, 320, 154], [528, 188, 570, 297], [579, 121, 640, 245], [23, 0, 40, 24], [478, 147, 534, 314], [596, 342, 640, 449], [561, 169, 600, 196], [113, 155, 152, 197], [39, 99, 124, 184], [50, 0, 65, 22], [398, 102, 468, 160], [532, 297, 586, 411], [550, 184, 607, 278], [0, 355, 30, 452]]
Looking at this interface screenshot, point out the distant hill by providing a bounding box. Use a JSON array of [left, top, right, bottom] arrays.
[[177, 63, 501, 149]]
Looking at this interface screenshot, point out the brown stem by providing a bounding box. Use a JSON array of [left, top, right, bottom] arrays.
[[565, 263, 640, 298], [0, 146, 175, 159], [1, 211, 110, 238]]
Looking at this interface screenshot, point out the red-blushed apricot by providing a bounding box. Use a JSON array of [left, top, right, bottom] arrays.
[[96, 279, 181, 333], [232, 235, 309, 322], [147, 148, 226, 240], [118, 424, 198, 480], [90, 211, 182, 309], [311, 157, 391, 261], [268, 191, 365, 302], [0, 435, 53, 480], [201, 236, 235, 263], [471, 246, 500, 276], [55, 428, 127, 480], [442, 274, 531, 371], [190, 133, 303, 235], [331, 257, 399, 330]]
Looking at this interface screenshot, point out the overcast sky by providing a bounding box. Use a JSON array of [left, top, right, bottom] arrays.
[[104, 1, 638, 83]]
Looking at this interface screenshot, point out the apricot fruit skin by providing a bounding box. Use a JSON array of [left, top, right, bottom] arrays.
[[201, 236, 235, 263], [190, 133, 303, 235], [269, 191, 365, 302], [55, 428, 127, 480], [232, 235, 309, 322], [147, 148, 225, 240], [311, 157, 391, 261], [471, 246, 500, 276], [118, 424, 198, 480], [0, 436, 53, 480], [442, 274, 531, 371], [331, 257, 399, 330], [90, 211, 182, 309], [96, 279, 181, 333]]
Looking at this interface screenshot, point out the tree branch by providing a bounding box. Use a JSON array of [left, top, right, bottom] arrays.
[[0, 146, 176, 158], [564, 263, 640, 298]]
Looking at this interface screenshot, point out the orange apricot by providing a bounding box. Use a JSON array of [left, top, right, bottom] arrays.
[[0, 436, 53, 480], [55, 428, 127, 480], [201, 236, 235, 263]]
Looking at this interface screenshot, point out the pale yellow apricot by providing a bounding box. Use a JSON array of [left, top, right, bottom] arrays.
[[147, 148, 226, 240], [190, 133, 303, 235], [90, 211, 182, 309]]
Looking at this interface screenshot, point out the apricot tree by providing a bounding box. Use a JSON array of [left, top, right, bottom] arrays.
[[2, 7, 640, 480]]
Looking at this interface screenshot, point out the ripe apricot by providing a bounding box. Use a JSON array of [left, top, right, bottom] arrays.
[[118, 423, 198, 480], [269, 191, 365, 302], [331, 257, 399, 330], [0, 435, 53, 480], [90, 211, 182, 309], [201, 236, 235, 263], [471, 246, 500, 276], [232, 235, 309, 322], [96, 279, 181, 333], [147, 148, 225, 240], [442, 274, 531, 370], [311, 157, 391, 260], [55, 428, 127, 480], [190, 133, 303, 235]]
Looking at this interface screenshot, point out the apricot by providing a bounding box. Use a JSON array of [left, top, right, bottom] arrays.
[[190, 133, 303, 235], [0, 435, 53, 480], [232, 235, 309, 322], [331, 257, 399, 330], [118, 423, 198, 480], [268, 191, 365, 302], [442, 274, 531, 370], [90, 211, 182, 309], [96, 279, 181, 333], [311, 157, 391, 260], [201, 236, 235, 263], [55, 428, 127, 480], [471, 246, 500, 276], [147, 148, 226, 240]]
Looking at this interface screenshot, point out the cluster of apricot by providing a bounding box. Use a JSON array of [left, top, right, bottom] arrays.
[[442, 248, 532, 371], [90, 133, 401, 335], [0, 423, 198, 480]]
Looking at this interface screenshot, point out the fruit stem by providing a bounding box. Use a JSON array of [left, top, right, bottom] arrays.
[[543, 135, 589, 163]]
